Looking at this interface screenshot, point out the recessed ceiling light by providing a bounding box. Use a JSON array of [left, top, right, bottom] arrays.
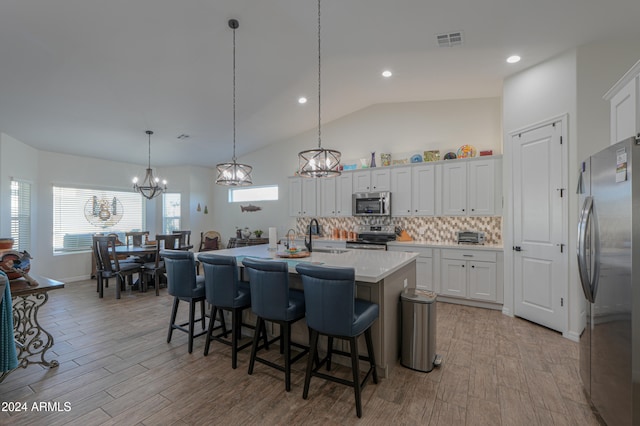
[[298, 97, 307, 104], [382, 70, 392, 78], [506, 55, 521, 64]]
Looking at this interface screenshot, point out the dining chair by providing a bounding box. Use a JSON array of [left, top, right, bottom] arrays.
[[124, 231, 151, 263], [162, 250, 207, 354], [93, 234, 143, 299], [295, 263, 379, 418], [199, 253, 268, 369], [242, 257, 309, 392], [142, 234, 181, 295], [172, 230, 193, 250]]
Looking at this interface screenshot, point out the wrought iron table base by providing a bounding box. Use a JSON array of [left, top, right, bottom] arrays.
[[0, 291, 59, 383]]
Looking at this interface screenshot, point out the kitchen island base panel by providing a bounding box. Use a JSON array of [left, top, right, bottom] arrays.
[[283, 261, 415, 378]]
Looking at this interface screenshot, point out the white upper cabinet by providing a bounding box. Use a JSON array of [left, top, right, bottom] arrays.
[[605, 60, 640, 145], [289, 177, 317, 217], [390, 166, 413, 216], [370, 169, 391, 192], [441, 161, 467, 216], [441, 157, 502, 216], [336, 173, 353, 216], [352, 169, 390, 193], [352, 171, 371, 193], [412, 164, 436, 216], [319, 173, 353, 217]]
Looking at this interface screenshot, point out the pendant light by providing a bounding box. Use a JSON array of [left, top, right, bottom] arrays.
[[216, 19, 253, 186], [132, 130, 167, 200], [298, 0, 341, 178]]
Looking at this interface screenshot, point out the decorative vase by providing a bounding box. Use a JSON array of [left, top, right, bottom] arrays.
[[370, 152, 376, 168]]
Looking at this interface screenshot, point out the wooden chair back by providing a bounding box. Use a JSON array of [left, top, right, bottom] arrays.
[[152, 234, 183, 267], [172, 230, 192, 249], [93, 234, 121, 276], [125, 231, 150, 247]]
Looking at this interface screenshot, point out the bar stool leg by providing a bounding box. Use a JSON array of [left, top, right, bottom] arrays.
[[350, 336, 363, 418], [327, 336, 334, 371], [248, 317, 264, 375], [231, 308, 239, 369], [284, 323, 291, 392], [167, 298, 179, 343], [203, 306, 218, 356], [365, 328, 378, 384], [303, 329, 319, 399], [188, 300, 196, 353]]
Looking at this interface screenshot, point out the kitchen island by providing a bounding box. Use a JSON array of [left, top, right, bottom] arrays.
[[195, 245, 418, 378]]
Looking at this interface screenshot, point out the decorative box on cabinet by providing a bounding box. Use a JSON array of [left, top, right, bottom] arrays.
[[441, 157, 502, 216], [604, 59, 640, 145]]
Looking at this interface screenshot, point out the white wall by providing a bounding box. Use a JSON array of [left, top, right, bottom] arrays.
[[503, 40, 640, 340], [211, 97, 503, 244], [502, 50, 577, 334], [0, 134, 217, 281]]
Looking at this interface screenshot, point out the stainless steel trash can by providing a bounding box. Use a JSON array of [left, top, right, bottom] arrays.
[[400, 288, 440, 372]]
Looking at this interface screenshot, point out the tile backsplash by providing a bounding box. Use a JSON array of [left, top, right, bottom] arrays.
[[296, 216, 502, 245]]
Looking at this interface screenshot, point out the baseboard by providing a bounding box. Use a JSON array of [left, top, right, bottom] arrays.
[[502, 307, 513, 317], [563, 330, 580, 343]]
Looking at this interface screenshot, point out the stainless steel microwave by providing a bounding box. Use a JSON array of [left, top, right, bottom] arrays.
[[352, 192, 391, 216]]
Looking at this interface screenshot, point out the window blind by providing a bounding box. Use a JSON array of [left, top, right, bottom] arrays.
[[11, 179, 31, 252], [53, 186, 144, 253]]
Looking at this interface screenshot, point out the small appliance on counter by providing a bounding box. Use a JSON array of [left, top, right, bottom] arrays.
[[456, 231, 485, 245]]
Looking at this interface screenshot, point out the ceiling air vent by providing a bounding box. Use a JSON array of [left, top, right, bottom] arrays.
[[436, 31, 463, 48]]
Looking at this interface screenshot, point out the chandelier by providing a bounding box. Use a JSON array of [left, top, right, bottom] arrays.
[[133, 130, 167, 199], [84, 196, 124, 228], [298, 0, 341, 178], [216, 19, 253, 186]]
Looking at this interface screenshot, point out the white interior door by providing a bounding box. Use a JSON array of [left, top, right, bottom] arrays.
[[512, 121, 567, 333]]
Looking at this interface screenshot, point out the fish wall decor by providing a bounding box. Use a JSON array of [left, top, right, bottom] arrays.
[[240, 204, 261, 212]]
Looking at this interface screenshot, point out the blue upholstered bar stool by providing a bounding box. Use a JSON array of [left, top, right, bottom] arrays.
[[295, 263, 379, 418], [162, 250, 207, 354], [242, 257, 309, 392], [198, 253, 268, 369]]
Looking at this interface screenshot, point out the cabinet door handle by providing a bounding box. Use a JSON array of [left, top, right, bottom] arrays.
[[471, 265, 475, 268], [471, 208, 475, 211], [462, 209, 465, 212], [463, 254, 473, 257], [461, 264, 465, 268]]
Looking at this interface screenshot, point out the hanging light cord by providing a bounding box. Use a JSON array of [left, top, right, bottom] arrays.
[[147, 130, 153, 168], [317, 0, 322, 149], [232, 22, 237, 162]]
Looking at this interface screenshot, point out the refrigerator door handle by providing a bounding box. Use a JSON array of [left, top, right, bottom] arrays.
[[577, 196, 600, 302]]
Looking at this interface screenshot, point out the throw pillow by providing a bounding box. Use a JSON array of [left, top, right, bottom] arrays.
[[203, 236, 219, 250]]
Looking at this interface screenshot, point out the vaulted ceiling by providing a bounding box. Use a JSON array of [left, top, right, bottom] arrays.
[[1, 0, 639, 167]]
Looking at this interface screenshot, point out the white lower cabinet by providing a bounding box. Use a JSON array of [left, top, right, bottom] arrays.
[[440, 249, 502, 304], [387, 246, 434, 292]]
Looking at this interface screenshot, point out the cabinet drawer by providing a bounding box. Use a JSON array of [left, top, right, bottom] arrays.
[[388, 246, 432, 258], [441, 249, 496, 262]]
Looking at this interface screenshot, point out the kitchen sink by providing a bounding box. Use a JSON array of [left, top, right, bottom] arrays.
[[312, 248, 350, 254]]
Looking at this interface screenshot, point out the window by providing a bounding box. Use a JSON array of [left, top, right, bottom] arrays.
[[53, 186, 144, 253], [11, 179, 31, 252], [228, 185, 278, 202], [163, 193, 181, 234]]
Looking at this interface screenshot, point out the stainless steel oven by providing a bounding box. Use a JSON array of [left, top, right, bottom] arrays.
[[346, 225, 396, 250]]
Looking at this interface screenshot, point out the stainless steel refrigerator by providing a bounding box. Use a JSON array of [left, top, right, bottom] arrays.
[[578, 136, 640, 426]]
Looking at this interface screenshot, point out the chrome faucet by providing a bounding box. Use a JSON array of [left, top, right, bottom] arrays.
[[305, 218, 319, 252]]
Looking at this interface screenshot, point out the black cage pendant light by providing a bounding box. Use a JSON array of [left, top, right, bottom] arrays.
[[216, 19, 253, 186], [133, 130, 167, 200], [298, 0, 341, 178]]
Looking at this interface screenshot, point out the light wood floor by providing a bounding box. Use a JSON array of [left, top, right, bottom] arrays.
[[1, 279, 600, 425]]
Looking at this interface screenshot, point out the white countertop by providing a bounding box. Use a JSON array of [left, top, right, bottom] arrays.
[[195, 244, 419, 283]]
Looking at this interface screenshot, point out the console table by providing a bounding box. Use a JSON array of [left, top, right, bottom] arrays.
[[0, 274, 65, 382], [226, 238, 269, 248]]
